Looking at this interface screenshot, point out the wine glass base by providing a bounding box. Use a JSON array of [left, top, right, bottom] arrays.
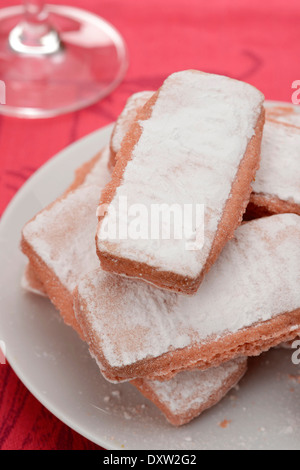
[[0, 5, 128, 118]]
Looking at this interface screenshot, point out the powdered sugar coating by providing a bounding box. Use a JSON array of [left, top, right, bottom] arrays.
[[273, 113, 300, 127], [98, 71, 264, 278], [143, 358, 246, 415], [266, 106, 300, 128], [83, 148, 111, 186], [78, 214, 300, 368], [252, 119, 300, 204], [110, 91, 153, 156], [22, 147, 111, 293]]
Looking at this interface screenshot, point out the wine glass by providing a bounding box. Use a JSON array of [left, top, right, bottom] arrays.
[[0, 1, 128, 118]]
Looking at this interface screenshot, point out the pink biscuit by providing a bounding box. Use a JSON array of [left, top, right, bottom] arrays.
[[96, 71, 265, 295], [75, 214, 300, 383], [133, 358, 247, 426]]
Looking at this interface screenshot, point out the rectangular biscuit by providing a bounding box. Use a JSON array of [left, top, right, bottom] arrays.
[[96, 70, 265, 294], [75, 214, 300, 382], [132, 358, 247, 426]]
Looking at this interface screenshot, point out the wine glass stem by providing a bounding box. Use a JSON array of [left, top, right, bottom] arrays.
[[9, 1, 61, 55], [23, 0, 48, 25]]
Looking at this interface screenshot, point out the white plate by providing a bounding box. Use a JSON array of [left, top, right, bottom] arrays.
[[0, 101, 300, 450]]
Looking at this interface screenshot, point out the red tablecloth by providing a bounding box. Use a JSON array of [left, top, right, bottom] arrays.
[[0, 0, 299, 450]]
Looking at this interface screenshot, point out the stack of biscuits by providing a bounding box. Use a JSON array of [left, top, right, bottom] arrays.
[[21, 70, 300, 426]]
